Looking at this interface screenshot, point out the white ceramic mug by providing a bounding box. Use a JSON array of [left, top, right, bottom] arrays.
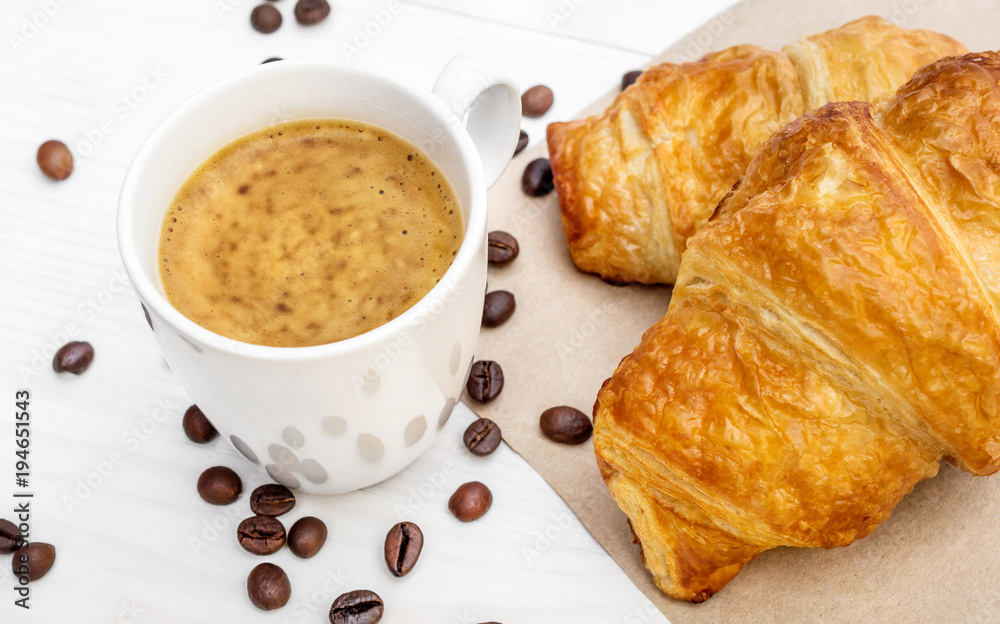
[[117, 56, 520, 494]]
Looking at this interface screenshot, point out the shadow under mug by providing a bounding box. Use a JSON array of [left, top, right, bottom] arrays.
[[117, 56, 521, 494]]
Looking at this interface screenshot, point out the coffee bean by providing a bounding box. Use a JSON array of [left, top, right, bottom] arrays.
[[522, 158, 554, 197], [52, 341, 94, 375], [197, 466, 243, 505], [487, 231, 519, 266], [482, 291, 515, 328], [540, 406, 593, 445], [247, 562, 291, 611], [37, 140, 73, 180], [383, 522, 423, 577], [294, 0, 331, 25], [0, 519, 21, 553], [250, 484, 296, 517], [238, 515, 287, 555], [12, 542, 55, 581], [183, 405, 218, 444], [330, 590, 384, 624], [514, 129, 529, 156], [288, 516, 327, 559], [448, 482, 492, 522], [262, 57, 283, 64], [621, 70, 643, 91], [463, 418, 502, 456], [521, 85, 554, 118], [466, 360, 503, 403], [251, 4, 282, 33]]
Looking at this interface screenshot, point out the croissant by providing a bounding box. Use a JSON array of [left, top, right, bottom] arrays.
[[592, 51, 1000, 602], [546, 16, 967, 285]]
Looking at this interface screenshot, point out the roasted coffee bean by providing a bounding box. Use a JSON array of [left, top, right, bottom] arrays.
[[448, 481, 493, 522], [487, 231, 519, 266], [466, 360, 503, 403], [521, 85, 554, 118], [463, 418, 502, 456], [514, 129, 529, 156], [288, 516, 327, 559], [384, 522, 423, 577], [251, 4, 282, 33], [262, 57, 283, 64], [37, 140, 73, 180], [0, 519, 21, 553], [522, 158, 554, 197], [250, 484, 296, 517], [621, 70, 643, 91], [294, 0, 331, 25], [238, 515, 287, 555], [182, 405, 218, 444], [330, 590, 384, 624], [52, 341, 94, 375], [12, 542, 55, 581], [540, 406, 593, 445], [482, 291, 515, 328], [197, 466, 243, 505], [247, 562, 291, 611]]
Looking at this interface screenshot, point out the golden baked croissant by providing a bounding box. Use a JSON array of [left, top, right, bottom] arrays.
[[593, 51, 1000, 602], [547, 16, 967, 285]]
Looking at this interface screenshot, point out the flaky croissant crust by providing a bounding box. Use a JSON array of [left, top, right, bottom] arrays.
[[547, 16, 967, 285], [594, 52, 1000, 602]]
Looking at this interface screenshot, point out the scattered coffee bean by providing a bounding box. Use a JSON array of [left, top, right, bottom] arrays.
[[250, 484, 296, 517], [238, 515, 287, 555], [37, 140, 73, 180], [514, 129, 529, 156], [521, 85, 554, 118], [384, 522, 423, 577], [0, 519, 21, 553], [330, 590, 384, 624], [463, 418, 502, 456], [482, 291, 515, 328], [621, 70, 643, 91], [522, 158, 554, 197], [251, 4, 282, 33], [448, 482, 493, 522], [540, 406, 593, 445], [294, 0, 331, 25], [466, 360, 503, 403], [247, 562, 291, 611], [288, 516, 327, 559], [183, 405, 218, 444], [262, 57, 283, 64], [487, 231, 519, 266], [52, 341, 94, 375], [12, 542, 55, 581], [197, 466, 243, 505]]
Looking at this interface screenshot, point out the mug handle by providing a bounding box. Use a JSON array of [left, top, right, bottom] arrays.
[[432, 54, 522, 188]]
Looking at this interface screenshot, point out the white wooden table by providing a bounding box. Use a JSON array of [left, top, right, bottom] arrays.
[[0, 1, 737, 621]]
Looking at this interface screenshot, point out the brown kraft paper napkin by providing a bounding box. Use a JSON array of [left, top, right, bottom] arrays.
[[466, 0, 1000, 622]]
